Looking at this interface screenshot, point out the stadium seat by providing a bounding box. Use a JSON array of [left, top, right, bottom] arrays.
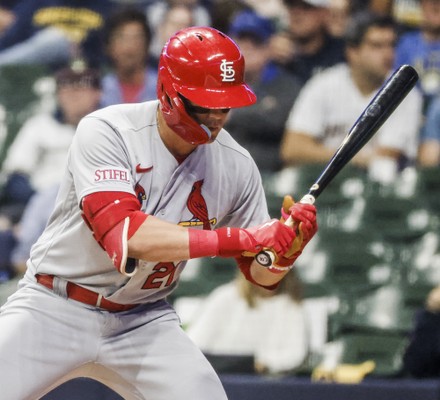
[[330, 284, 418, 337], [358, 191, 431, 271], [299, 226, 393, 297], [415, 166, 440, 220], [401, 229, 440, 305], [279, 163, 367, 199], [169, 257, 237, 301], [328, 332, 408, 377]]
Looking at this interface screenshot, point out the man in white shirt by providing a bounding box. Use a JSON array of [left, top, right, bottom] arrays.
[[2, 64, 102, 194], [281, 11, 423, 184]]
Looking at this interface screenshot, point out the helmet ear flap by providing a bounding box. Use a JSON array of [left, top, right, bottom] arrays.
[[157, 66, 173, 114], [157, 66, 212, 144], [163, 88, 173, 110]]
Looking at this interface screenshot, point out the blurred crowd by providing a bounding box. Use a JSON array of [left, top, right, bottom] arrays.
[[0, 0, 440, 382]]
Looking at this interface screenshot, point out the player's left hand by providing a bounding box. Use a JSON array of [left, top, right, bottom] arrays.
[[277, 195, 318, 266]]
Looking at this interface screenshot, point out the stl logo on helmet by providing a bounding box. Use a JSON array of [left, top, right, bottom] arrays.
[[220, 59, 235, 82]]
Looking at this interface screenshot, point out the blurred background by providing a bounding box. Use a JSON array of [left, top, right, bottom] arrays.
[[1, 1, 440, 399]]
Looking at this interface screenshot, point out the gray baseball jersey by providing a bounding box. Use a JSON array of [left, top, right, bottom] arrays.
[[0, 100, 270, 399], [29, 99, 269, 303]]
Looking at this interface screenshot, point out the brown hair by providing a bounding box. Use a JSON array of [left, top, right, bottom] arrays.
[[237, 270, 303, 308]]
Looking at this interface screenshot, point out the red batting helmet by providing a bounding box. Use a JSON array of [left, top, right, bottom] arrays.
[[157, 26, 257, 144]]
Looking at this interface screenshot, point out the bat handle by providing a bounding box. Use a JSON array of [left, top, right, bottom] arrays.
[[299, 194, 316, 205], [254, 194, 316, 268]]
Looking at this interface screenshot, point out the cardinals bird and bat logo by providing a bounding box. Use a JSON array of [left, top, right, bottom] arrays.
[[179, 180, 217, 229]]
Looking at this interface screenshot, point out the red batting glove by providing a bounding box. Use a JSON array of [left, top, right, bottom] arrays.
[[216, 219, 296, 258], [286, 202, 317, 243], [277, 197, 318, 266]]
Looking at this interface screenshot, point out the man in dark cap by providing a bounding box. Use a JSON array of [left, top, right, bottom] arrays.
[[271, 0, 346, 85], [2, 62, 101, 222], [226, 9, 303, 173]]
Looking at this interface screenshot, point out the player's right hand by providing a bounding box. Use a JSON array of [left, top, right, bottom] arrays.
[[215, 219, 296, 258], [276, 195, 318, 266], [280, 195, 317, 256]]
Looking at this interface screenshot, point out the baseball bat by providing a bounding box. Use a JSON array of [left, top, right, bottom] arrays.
[[256, 64, 419, 267]]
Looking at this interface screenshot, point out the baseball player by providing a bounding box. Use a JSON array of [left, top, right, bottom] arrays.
[[0, 27, 317, 400]]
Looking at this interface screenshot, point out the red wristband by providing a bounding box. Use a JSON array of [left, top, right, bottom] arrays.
[[216, 227, 246, 257], [188, 229, 219, 258]]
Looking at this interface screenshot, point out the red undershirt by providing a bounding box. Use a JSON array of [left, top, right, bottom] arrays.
[[120, 82, 143, 103]]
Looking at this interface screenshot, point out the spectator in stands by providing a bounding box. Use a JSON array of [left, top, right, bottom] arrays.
[[10, 183, 59, 275], [270, 0, 346, 86], [147, 3, 195, 68], [101, 7, 157, 107], [225, 9, 303, 174], [0, 62, 102, 221], [280, 12, 423, 184], [241, 0, 289, 27], [326, 0, 352, 39], [0, 0, 116, 69], [146, 0, 210, 66], [0, 183, 59, 305], [0, 2, 16, 35], [418, 94, 440, 166], [207, 1, 248, 34], [186, 269, 308, 375], [0, 226, 15, 285], [0, 63, 102, 300], [394, 0, 440, 112], [403, 284, 440, 377], [369, 0, 422, 31]]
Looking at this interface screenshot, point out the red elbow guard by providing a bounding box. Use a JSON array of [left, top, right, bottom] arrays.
[[81, 191, 147, 275]]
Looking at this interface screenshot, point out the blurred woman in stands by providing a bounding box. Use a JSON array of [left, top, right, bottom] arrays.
[[186, 270, 309, 375]]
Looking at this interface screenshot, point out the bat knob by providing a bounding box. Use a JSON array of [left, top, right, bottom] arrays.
[[255, 250, 275, 267]]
